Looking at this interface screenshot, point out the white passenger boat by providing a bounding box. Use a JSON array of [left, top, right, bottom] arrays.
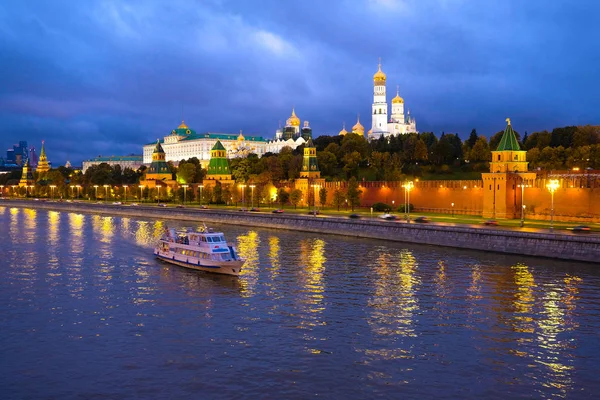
[[154, 225, 244, 276]]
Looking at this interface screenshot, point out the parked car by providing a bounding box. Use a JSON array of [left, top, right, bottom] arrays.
[[130, 203, 139, 206], [308, 210, 320, 215], [200, 205, 208, 209], [250, 208, 259, 212], [379, 214, 398, 220], [272, 209, 284, 214], [570, 225, 591, 233], [112, 201, 122, 205], [158, 203, 167, 207], [348, 213, 361, 219], [414, 216, 430, 223], [176, 205, 185, 208], [483, 219, 498, 226]]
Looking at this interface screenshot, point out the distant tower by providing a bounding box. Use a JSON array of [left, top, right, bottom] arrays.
[[299, 139, 320, 179], [206, 140, 232, 181], [301, 121, 313, 141], [371, 59, 388, 136], [283, 108, 301, 140], [36, 141, 50, 174], [390, 86, 405, 124], [19, 158, 35, 187], [482, 119, 537, 219], [338, 123, 348, 136]]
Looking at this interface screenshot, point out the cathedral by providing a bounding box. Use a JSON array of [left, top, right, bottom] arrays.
[[368, 60, 417, 140]]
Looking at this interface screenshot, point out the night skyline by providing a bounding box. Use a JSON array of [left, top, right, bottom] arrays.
[[2, 0, 599, 165]]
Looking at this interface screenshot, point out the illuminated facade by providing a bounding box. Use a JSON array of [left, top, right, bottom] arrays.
[[267, 108, 309, 153], [36, 141, 50, 174]]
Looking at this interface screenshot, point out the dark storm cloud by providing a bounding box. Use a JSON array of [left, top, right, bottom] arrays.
[[1, 0, 599, 164]]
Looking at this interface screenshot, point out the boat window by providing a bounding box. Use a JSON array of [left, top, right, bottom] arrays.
[[201, 236, 207, 242], [207, 237, 213, 242], [220, 236, 225, 242]]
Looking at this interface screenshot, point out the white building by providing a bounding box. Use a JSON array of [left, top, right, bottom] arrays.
[[82, 155, 143, 173], [369, 60, 417, 140], [266, 108, 309, 153]]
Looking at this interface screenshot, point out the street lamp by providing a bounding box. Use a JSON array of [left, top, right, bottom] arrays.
[[70, 185, 74, 199], [547, 179, 560, 232], [103, 184, 109, 202], [405, 181, 414, 222], [157, 185, 162, 205], [50, 185, 56, 201], [11, 185, 17, 198], [29, 185, 35, 198], [451, 202, 455, 217], [199, 185, 204, 206], [139, 185, 145, 203], [123, 185, 128, 203], [249, 185, 256, 209], [0, 185, 3, 198], [239, 184, 246, 208], [75, 184, 81, 200], [518, 182, 530, 227], [182, 184, 188, 205], [94, 185, 99, 201]]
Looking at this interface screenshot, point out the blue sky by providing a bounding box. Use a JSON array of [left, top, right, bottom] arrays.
[[1, 0, 599, 164]]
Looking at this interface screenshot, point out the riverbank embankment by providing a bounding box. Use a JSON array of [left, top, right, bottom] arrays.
[[2, 199, 598, 263]]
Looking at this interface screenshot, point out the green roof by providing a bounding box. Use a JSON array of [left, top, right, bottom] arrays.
[[211, 140, 226, 151], [496, 119, 521, 151], [153, 140, 165, 153], [87, 155, 143, 162], [145, 133, 267, 146]]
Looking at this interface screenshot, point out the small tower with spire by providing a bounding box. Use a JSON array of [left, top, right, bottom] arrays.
[[371, 58, 388, 136], [299, 139, 320, 179], [481, 119, 537, 219], [36, 141, 50, 174], [19, 158, 35, 187]]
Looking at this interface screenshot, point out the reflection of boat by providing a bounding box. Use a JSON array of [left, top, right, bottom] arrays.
[[154, 225, 244, 276]]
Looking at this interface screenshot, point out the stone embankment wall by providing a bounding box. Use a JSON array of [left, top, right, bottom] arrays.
[[1, 200, 598, 263]]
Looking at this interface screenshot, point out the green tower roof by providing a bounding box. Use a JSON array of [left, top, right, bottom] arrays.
[[211, 140, 226, 151], [153, 140, 165, 153], [496, 118, 521, 151], [39, 141, 46, 158]]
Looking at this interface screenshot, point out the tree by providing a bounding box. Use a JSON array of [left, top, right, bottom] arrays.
[[317, 151, 337, 177], [290, 189, 302, 209], [346, 177, 362, 212], [176, 163, 196, 184], [470, 136, 491, 162], [342, 151, 362, 178], [319, 187, 327, 209], [467, 129, 478, 148], [332, 187, 345, 211], [277, 188, 289, 208]]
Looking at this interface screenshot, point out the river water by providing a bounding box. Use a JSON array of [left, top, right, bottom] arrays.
[[1, 206, 599, 399]]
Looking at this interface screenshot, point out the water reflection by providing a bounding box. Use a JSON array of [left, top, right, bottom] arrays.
[[67, 213, 85, 299], [237, 230, 260, 296]]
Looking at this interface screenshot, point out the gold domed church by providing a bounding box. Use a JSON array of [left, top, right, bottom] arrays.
[[267, 108, 312, 153], [482, 119, 536, 219], [369, 59, 417, 140]]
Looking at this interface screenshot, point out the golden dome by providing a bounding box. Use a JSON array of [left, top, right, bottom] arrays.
[[339, 123, 348, 136], [178, 120, 188, 129], [373, 60, 386, 85], [392, 86, 403, 103], [237, 130, 245, 141], [287, 108, 300, 127], [352, 115, 364, 134]]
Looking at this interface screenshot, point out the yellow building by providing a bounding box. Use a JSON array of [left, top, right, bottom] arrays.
[[482, 119, 536, 218], [36, 141, 50, 175]]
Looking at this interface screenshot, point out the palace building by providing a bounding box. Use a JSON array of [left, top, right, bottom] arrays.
[[369, 60, 417, 140]]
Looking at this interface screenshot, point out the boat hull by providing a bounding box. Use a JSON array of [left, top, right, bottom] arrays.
[[154, 250, 243, 276]]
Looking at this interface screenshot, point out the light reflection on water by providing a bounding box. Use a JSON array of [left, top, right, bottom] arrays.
[[1, 207, 599, 399]]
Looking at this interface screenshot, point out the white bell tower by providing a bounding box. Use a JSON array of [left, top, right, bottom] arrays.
[[371, 59, 388, 136]]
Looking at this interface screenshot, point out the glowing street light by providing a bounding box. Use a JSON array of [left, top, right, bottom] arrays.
[[49, 185, 56, 201], [93, 185, 99, 201], [29, 185, 35, 198], [103, 184, 109, 202], [451, 202, 455, 217], [139, 185, 145, 203], [249, 184, 256, 209], [11, 185, 17, 198], [70, 185, 75, 199], [75, 184, 81, 200], [311, 184, 319, 216], [239, 184, 246, 208], [404, 181, 414, 222], [156, 185, 162, 205], [123, 185, 128, 203], [182, 184, 188, 205], [518, 181, 530, 227], [0, 185, 3, 198], [546, 179, 560, 232], [199, 185, 204, 206]]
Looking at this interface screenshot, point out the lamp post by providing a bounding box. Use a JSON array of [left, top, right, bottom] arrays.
[[75, 185, 81, 200], [123, 185, 128, 203], [157, 185, 162, 205], [250, 184, 255, 209], [311, 184, 318, 215], [239, 184, 246, 208], [182, 184, 188, 205], [451, 202, 455, 217], [11, 185, 17, 198], [0, 185, 3, 198], [29, 185, 35, 198], [50, 185, 56, 201], [405, 180, 414, 222], [103, 184, 109, 202], [93, 185, 99, 201], [70, 185, 74, 199], [139, 185, 145, 203], [547, 179, 559, 232], [199, 185, 204, 206], [518, 182, 529, 227]]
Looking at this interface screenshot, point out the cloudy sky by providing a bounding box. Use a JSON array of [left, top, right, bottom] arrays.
[[1, 0, 599, 164]]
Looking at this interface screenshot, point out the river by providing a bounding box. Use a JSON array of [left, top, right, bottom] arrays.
[[1, 206, 599, 399]]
